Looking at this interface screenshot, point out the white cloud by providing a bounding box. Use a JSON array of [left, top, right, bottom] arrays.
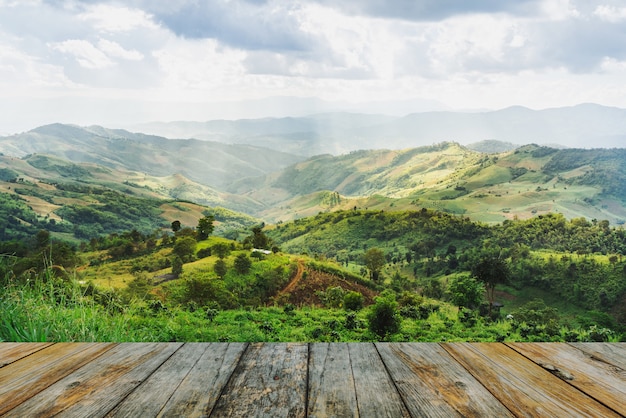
[[152, 38, 247, 92], [540, 0, 581, 20], [593, 5, 626, 22], [50, 39, 114, 69], [97, 39, 144, 61], [78, 4, 159, 33], [0, 39, 71, 89]]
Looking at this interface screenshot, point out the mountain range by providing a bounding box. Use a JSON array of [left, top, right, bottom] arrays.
[[2, 104, 626, 236], [132, 103, 626, 156]]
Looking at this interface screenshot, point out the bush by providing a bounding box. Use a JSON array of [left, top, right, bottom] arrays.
[[343, 291, 364, 311], [367, 293, 401, 340], [448, 274, 485, 309]]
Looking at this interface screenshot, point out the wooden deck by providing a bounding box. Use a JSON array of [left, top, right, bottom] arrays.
[[1, 343, 625, 417]]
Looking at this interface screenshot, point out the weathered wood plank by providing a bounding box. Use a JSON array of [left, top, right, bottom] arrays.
[[0, 342, 115, 416], [569, 342, 626, 370], [508, 342, 626, 416], [349, 343, 410, 418], [377, 343, 514, 417], [210, 342, 308, 417], [443, 343, 621, 418], [102, 342, 207, 417], [155, 342, 247, 418], [0, 342, 52, 368], [5, 342, 182, 418], [307, 343, 358, 418]]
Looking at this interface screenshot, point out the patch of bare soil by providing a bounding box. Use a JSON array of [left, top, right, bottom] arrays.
[[274, 262, 378, 307]]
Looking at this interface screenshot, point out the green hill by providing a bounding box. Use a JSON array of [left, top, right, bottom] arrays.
[[236, 143, 626, 225]]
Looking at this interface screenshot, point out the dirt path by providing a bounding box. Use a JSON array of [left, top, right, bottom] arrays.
[[278, 258, 305, 296]]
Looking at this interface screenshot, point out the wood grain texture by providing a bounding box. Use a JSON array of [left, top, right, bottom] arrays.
[[0, 342, 624, 417], [377, 342, 514, 417], [5, 342, 181, 418], [0, 342, 52, 368], [508, 342, 626, 416], [307, 343, 358, 418], [156, 342, 247, 418], [349, 343, 410, 418], [210, 343, 308, 417], [0, 342, 115, 416], [569, 342, 626, 370], [443, 342, 621, 418]]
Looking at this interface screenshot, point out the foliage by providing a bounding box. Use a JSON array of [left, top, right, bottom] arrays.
[[233, 253, 252, 274], [214, 259, 228, 279], [172, 236, 197, 263], [212, 242, 232, 259], [343, 291, 364, 311], [471, 255, 510, 307], [366, 291, 402, 340], [364, 247, 385, 281], [196, 216, 215, 240], [448, 274, 485, 309]]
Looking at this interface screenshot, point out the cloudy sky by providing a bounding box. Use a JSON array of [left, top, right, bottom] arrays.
[[2, 0, 626, 133]]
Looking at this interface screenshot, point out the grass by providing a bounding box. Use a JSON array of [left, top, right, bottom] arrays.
[[2, 268, 620, 343]]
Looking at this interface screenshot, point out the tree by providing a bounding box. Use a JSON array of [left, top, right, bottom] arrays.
[[245, 226, 271, 249], [171, 256, 183, 277], [196, 216, 215, 240], [172, 236, 197, 263], [472, 255, 510, 314], [35, 229, 50, 249], [364, 247, 385, 281], [214, 259, 228, 279], [234, 253, 252, 274], [367, 292, 401, 340], [212, 242, 231, 259], [171, 220, 181, 233], [448, 274, 485, 309]]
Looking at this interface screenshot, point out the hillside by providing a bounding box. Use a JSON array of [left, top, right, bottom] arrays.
[[4, 132, 626, 226], [0, 124, 305, 190], [235, 143, 626, 224], [0, 154, 261, 242]]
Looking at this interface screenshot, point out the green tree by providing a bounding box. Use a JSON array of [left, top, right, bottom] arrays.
[[212, 242, 231, 259], [364, 247, 385, 281], [234, 253, 252, 274], [35, 229, 50, 249], [171, 256, 183, 277], [367, 291, 401, 340], [171, 220, 181, 233], [214, 259, 228, 279], [448, 274, 485, 309], [472, 255, 510, 313], [245, 226, 271, 249], [172, 236, 197, 263], [196, 216, 215, 240]]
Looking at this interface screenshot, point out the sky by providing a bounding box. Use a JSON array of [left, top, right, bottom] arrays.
[[2, 0, 626, 133]]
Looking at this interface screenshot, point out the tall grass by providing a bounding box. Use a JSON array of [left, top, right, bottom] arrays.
[[0, 260, 132, 342]]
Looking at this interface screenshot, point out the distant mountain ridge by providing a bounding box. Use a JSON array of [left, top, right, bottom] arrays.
[[0, 124, 304, 191], [132, 104, 626, 155]]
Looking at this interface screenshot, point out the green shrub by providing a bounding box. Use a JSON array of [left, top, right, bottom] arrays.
[[343, 291, 364, 311], [367, 293, 401, 340]]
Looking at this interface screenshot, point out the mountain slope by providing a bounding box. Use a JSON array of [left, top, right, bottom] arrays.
[[0, 124, 305, 190], [236, 143, 626, 224]]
